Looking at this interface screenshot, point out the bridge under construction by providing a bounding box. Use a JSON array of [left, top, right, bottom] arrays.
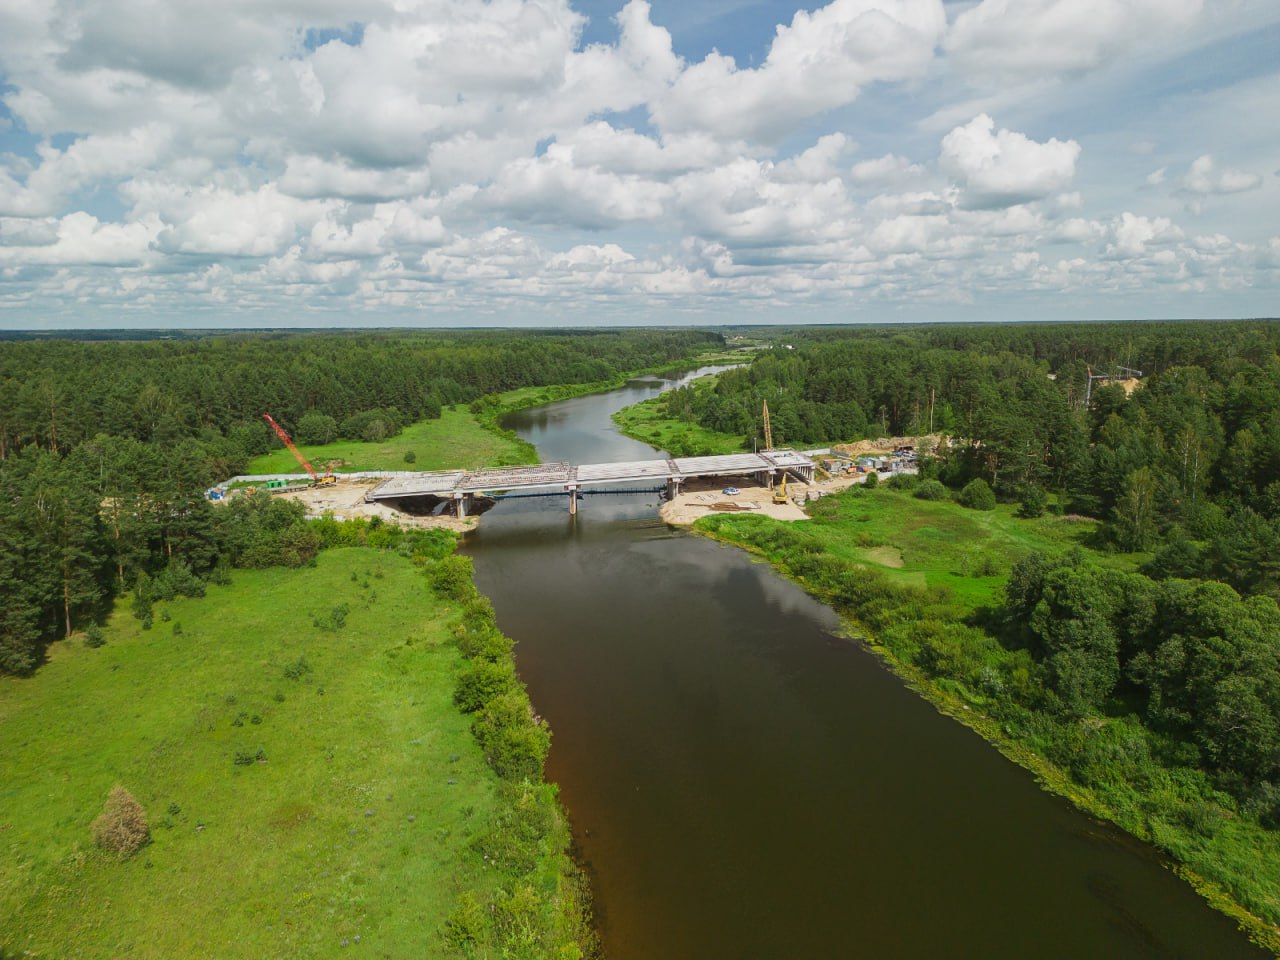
[[365, 449, 817, 516]]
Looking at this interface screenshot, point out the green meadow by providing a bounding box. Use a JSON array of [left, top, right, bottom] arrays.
[[798, 486, 1136, 608], [0, 549, 524, 959], [610, 394, 746, 457], [246, 406, 533, 475]]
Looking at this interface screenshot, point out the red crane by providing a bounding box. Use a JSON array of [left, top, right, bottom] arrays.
[[262, 413, 336, 486]]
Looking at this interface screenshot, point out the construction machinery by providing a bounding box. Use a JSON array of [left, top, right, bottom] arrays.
[[261, 413, 337, 487], [764, 399, 787, 500], [772, 472, 788, 505]]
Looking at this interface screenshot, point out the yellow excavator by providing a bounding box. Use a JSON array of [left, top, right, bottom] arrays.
[[772, 473, 788, 505]]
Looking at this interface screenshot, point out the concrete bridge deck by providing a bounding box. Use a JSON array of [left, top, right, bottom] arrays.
[[366, 449, 815, 516]]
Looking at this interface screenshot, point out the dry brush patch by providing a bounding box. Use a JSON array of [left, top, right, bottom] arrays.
[[90, 786, 150, 859]]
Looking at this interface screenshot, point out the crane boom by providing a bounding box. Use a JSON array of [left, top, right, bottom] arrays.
[[262, 413, 331, 485], [762, 399, 773, 452]]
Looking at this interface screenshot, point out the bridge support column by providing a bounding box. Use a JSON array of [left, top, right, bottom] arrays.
[[567, 484, 579, 515], [455, 494, 468, 519], [666, 477, 682, 501]]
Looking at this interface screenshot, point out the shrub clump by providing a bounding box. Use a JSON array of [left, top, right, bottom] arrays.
[[312, 603, 350, 631], [429, 555, 479, 602], [454, 624, 514, 663], [91, 786, 150, 858], [958, 477, 997, 510], [863, 471, 879, 489], [914, 479, 948, 501], [454, 661, 518, 713], [472, 692, 551, 781], [1017, 485, 1047, 518]]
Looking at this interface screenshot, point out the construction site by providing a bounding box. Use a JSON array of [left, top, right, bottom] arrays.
[[215, 405, 925, 529]]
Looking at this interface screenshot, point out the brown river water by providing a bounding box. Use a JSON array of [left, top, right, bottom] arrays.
[[460, 368, 1267, 960]]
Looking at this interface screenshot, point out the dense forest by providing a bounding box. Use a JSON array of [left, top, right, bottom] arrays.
[[667, 322, 1280, 598], [0, 329, 718, 673]]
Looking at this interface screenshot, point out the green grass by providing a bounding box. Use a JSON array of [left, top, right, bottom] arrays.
[[801, 489, 1134, 609], [611, 394, 747, 457], [0, 549, 508, 959], [247, 406, 533, 475]]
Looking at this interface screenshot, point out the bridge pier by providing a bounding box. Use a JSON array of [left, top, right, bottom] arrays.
[[665, 477, 683, 501], [567, 484, 579, 515], [454, 493, 469, 519]]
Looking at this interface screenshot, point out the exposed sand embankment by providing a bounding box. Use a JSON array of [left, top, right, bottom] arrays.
[[659, 474, 861, 526], [280, 478, 477, 532]]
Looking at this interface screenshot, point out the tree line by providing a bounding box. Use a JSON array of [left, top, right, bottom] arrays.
[[668, 320, 1280, 598], [0, 328, 719, 673]]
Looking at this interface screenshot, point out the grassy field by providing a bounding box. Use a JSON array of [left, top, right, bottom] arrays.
[[611, 394, 747, 457], [800, 487, 1137, 609], [247, 406, 533, 475], [0, 549, 513, 959]]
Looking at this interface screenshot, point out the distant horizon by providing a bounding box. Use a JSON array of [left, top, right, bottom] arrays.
[[4, 316, 1279, 339]]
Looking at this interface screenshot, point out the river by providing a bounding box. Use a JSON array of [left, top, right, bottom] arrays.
[[460, 368, 1266, 959]]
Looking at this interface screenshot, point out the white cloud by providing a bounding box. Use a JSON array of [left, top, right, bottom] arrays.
[[559, 0, 682, 119], [132, 183, 335, 257], [307, 202, 445, 258], [1054, 218, 1104, 243], [1180, 154, 1263, 195], [946, 0, 1204, 85], [673, 157, 855, 244], [940, 114, 1080, 208], [483, 143, 673, 229], [652, 0, 946, 142], [775, 134, 857, 184], [849, 154, 926, 186], [0, 211, 162, 265], [552, 123, 745, 179], [868, 214, 948, 255], [278, 156, 432, 202], [0, 126, 171, 216], [1105, 211, 1182, 258]]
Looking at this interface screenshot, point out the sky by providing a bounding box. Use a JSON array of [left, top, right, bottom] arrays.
[[0, 0, 1277, 329]]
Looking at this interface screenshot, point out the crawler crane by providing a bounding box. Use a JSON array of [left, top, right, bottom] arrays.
[[763, 399, 789, 502], [261, 413, 337, 487]]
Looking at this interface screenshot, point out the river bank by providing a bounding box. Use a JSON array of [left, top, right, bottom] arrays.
[[695, 501, 1280, 955]]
